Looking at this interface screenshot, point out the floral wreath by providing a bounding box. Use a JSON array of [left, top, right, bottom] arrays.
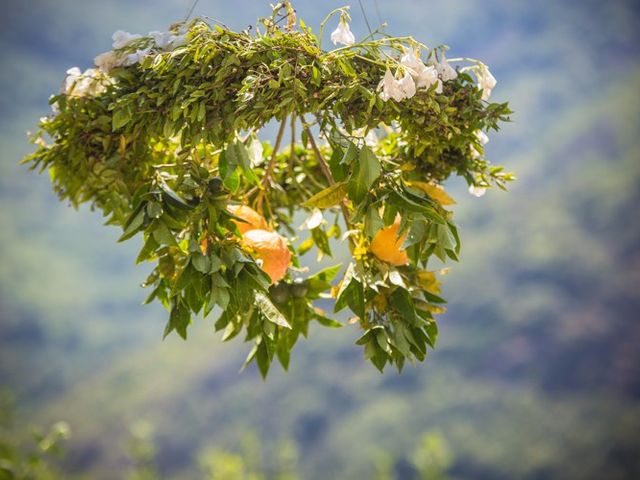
[[23, 3, 513, 376]]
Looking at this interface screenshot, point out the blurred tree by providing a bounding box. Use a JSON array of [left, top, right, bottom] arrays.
[[0, 391, 70, 480], [125, 420, 157, 480]]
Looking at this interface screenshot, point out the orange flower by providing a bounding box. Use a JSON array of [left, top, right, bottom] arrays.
[[227, 204, 269, 234], [242, 229, 291, 283], [370, 216, 409, 266]]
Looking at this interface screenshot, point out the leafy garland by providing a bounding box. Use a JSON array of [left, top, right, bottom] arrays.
[[23, 4, 513, 376]]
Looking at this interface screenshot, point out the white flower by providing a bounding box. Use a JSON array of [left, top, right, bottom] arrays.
[[150, 30, 173, 49], [470, 130, 490, 158], [416, 65, 439, 90], [476, 64, 497, 100], [150, 30, 188, 51], [122, 48, 151, 67], [299, 208, 324, 230], [475, 130, 490, 145], [468, 185, 487, 197], [363, 129, 378, 147], [434, 52, 457, 81], [62, 67, 106, 97], [170, 34, 188, 49], [94, 50, 121, 73], [400, 49, 440, 91], [378, 69, 405, 102], [400, 49, 425, 75], [248, 137, 264, 167], [331, 18, 355, 46], [112, 30, 142, 49], [397, 71, 416, 99]]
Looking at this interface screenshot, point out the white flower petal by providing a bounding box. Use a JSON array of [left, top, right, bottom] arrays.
[[476, 64, 497, 100], [416, 65, 438, 89], [400, 49, 425, 76], [248, 137, 264, 167], [170, 34, 188, 49], [435, 53, 457, 81], [150, 30, 173, 49], [330, 20, 355, 46], [112, 30, 142, 49], [468, 185, 487, 197], [388, 270, 406, 288], [398, 72, 416, 99], [475, 130, 490, 145], [299, 208, 324, 230], [63, 68, 107, 97], [94, 51, 121, 73]]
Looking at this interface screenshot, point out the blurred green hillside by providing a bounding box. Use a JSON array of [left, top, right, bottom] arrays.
[[1, 0, 640, 479]]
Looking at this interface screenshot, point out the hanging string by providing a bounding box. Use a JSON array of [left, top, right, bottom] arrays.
[[183, 0, 201, 22], [373, 0, 383, 27], [357, 0, 373, 35]]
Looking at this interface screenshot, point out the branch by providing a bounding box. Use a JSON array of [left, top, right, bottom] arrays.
[[262, 117, 288, 186], [300, 115, 354, 240]]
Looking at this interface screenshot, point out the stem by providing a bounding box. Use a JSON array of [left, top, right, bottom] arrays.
[[318, 7, 348, 47], [300, 115, 354, 246], [255, 117, 288, 213], [262, 117, 288, 186], [288, 113, 296, 169]]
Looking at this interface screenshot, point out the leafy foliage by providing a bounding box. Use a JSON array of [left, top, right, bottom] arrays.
[[21, 4, 512, 375]]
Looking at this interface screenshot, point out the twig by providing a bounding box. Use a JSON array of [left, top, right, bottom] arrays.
[[263, 117, 288, 186], [300, 115, 354, 246], [255, 117, 288, 213]]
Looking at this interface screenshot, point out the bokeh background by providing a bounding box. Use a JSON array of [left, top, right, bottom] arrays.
[[1, 0, 640, 478]]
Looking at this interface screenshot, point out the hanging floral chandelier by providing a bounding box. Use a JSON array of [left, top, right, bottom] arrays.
[[23, 3, 513, 376]]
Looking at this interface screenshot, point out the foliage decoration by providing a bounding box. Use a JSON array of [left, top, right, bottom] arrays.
[[22, 3, 513, 376]]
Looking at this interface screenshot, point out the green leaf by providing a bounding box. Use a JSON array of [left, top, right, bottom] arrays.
[[341, 141, 359, 165], [191, 253, 210, 273], [276, 340, 291, 370], [152, 221, 178, 246], [146, 201, 164, 219], [334, 263, 356, 312], [306, 264, 342, 298], [118, 207, 145, 242], [364, 206, 384, 239], [390, 288, 416, 324], [335, 272, 365, 319], [349, 146, 381, 204], [255, 292, 291, 329], [164, 299, 191, 340], [209, 254, 222, 273], [228, 141, 259, 184], [311, 226, 332, 257], [314, 314, 343, 328], [159, 181, 191, 210], [256, 340, 270, 379], [302, 181, 348, 209], [136, 234, 159, 264], [112, 108, 131, 130], [389, 191, 444, 224]]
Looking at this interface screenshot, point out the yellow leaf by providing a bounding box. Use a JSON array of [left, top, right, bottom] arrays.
[[417, 270, 441, 295], [409, 181, 456, 206], [302, 181, 348, 209]]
